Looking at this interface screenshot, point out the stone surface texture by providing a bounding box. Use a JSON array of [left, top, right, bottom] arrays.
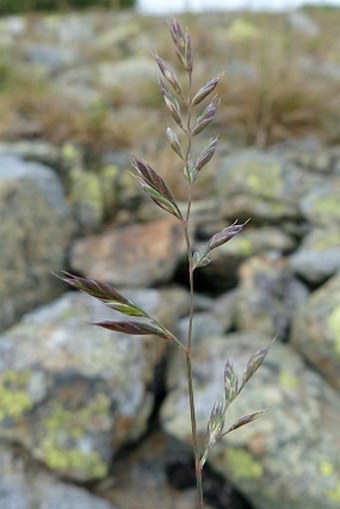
[[0, 8, 340, 509]]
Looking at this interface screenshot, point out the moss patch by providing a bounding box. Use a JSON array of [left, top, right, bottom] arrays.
[[227, 448, 263, 480], [0, 371, 33, 423]]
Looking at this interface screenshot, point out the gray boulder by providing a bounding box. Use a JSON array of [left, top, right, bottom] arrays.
[[161, 332, 340, 509], [0, 155, 74, 332], [289, 227, 340, 285], [290, 272, 340, 390], [234, 256, 309, 340], [214, 149, 322, 224], [0, 446, 118, 509], [97, 58, 159, 105], [194, 226, 295, 293], [0, 287, 188, 481], [300, 177, 340, 227]]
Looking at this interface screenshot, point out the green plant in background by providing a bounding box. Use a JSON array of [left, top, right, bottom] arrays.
[[62, 19, 271, 509], [0, 0, 134, 15]]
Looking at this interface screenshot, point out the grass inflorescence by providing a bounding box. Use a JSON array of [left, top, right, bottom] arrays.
[[62, 19, 273, 508]]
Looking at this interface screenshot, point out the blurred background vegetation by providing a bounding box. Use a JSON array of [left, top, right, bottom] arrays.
[[0, 4, 339, 196], [0, 0, 135, 15]]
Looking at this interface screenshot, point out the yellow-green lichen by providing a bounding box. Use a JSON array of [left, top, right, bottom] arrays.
[[235, 161, 282, 199], [231, 237, 254, 257], [310, 232, 340, 251], [227, 448, 263, 480], [0, 371, 33, 423], [326, 482, 340, 502], [43, 441, 107, 479], [327, 306, 340, 355], [69, 167, 104, 225], [61, 142, 82, 166], [312, 197, 340, 221], [99, 165, 119, 217], [227, 18, 260, 42], [278, 369, 301, 389], [41, 394, 110, 479], [320, 460, 334, 477]]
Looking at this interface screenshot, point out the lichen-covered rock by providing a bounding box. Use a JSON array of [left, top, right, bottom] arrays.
[[0, 140, 59, 167], [193, 226, 296, 293], [70, 217, 186, 287], [300, 177, 340, 227], [290, 272, 340, 390], [214, 149, 322, 223], [0, 445, 118, 509], [97, 58, 159, 105], [0, 155, 74, 332], [69, 167, 105, 232], [161, 332, 340, 509], [289, 227, 340, 285], [0, 287, 188, 481], [23, 42, 82, 75], [234, 256, 309, 340], [68, 165, 130, 233]]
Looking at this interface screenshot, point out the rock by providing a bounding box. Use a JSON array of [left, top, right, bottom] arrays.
[[0, 155, 74, 332], [300, 177, 340, 227], [31, 12, 97, 45], [0, 140, 59, 168], [0, 287, 188, 481], [193, 226, 296, 294], [290, 272, 340, 390], [23, 43, 81, 75], [97, 58, 159, 105], [0, 445, 118, 509], [96, 21, 142, 57], [98, 430, 244, 509], [161, 332, 340, 509], [214, 149, 321, 223], [288, 11, 320, 38], [289, 227, 340, 285], [70, 217, 186, 287], [176, 312, 226, 346], [284, 145, 334, 174], [235, 256, 309, 340], [53, 66, 103, 107], [69, 167, 106, 233]]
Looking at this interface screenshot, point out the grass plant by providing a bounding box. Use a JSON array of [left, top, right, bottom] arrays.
[[62, 19, 271, 508]]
